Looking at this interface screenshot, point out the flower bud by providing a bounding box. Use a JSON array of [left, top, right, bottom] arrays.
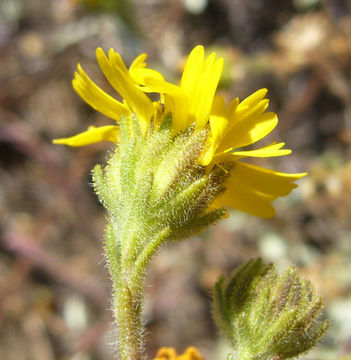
[[212, 258, 329, 360]]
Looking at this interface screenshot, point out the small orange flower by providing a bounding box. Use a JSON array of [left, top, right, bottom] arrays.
[[153, 347, 204, 360]]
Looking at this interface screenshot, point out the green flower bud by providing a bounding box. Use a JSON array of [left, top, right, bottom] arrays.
[[213, 258, 330, 360]]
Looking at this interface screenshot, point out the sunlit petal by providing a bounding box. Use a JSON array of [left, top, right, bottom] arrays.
[[53, 125, 119, 147], [231, 142, 292, 158], [129, 53, 148, 70], [72, 64, 130, 121], [218, 176, 276, 218], [130, 68, 165, 92], [180, 45, 205, 93], [236, 88, 268, 111], [218, 112, 278, 152], [96, 48, 153, 125], [191, 54, 224, 128], [230, 162, 306, 197], [144, 76, 189, 133], [200, 95, 228, 166]]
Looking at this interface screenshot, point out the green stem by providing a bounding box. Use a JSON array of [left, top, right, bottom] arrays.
[[113, 280, 144, 360], [112, 228, 171, 359], [106, 222, 145, 360]]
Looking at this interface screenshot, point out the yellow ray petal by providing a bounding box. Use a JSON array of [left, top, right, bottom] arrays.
[[200, 95, 228, 166], [180, 45, 205, 93], [231, 142, 292, 158], [96, 48, 153, 125], [218, 111, 278, 152], [130, 68, 165, 92], [227, 98, 270, 133], [129, 53, 147, 70], [219, 176, 276, 218], [191, 54, 224, 129], [128, 52, 165, 90], [237, 98, 270, 122], [144, 76, 189, 133], [164, 93, 190, 133], [210, 95, 229, 142], [227, 96, 240, 116], [230, 161, 307, 197], [236, 88, 268, 111], [72, 64, 131, 122], [53, 125, 119, 147]]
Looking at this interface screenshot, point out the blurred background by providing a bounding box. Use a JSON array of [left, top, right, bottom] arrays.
[[1, 0, 351, 359]]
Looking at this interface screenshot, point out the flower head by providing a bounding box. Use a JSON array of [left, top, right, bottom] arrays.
[[212, 259, 330, 360], [153, 347, 204, 360], [54, 45, 306, 218]]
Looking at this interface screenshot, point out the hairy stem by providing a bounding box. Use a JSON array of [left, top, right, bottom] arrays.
[[113, 280, 144, 360]]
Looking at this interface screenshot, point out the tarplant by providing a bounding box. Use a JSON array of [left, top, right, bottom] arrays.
[[54, 45, 329, 360]]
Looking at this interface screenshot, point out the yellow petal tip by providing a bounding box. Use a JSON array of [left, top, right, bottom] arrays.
[[95, 47, 103, 55], [52, 138, 69, 145]]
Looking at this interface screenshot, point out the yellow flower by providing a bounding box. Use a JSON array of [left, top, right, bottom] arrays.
[[53, 45, 306, 218], [153, 347, 204, 360]]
